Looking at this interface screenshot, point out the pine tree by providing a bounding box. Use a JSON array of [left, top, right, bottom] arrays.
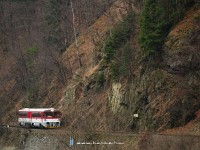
[[139, 0, 168, 56]]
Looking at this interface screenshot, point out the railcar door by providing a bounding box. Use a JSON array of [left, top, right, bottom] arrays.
[[18, 111, 28, 126], [27, 112, 31, 123]]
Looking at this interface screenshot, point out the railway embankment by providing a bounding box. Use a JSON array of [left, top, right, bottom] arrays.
[[1, 127, 200, 150]]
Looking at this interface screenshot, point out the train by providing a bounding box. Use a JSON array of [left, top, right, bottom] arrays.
[[18, 108, 62, 128]]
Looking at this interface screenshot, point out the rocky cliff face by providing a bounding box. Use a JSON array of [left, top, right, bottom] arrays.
[[62, 6, 200, 132], [111, 7, 200, 131], [110, 7, 200, 131], [164, 9, 200, 74]]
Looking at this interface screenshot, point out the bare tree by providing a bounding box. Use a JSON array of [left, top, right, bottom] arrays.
[[70, 0, 83, 67]]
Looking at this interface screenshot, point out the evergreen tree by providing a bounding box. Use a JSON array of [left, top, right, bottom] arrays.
[[139, 0, 168, 56]]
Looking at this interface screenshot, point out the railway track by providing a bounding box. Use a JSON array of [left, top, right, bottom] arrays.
[[1, 124, 200, 138]]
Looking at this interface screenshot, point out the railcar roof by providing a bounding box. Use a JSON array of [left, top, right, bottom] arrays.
[[18, 108, 59, 112]]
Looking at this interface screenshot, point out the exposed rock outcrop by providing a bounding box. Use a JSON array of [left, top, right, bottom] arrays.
[[164, 9, 200, 74]]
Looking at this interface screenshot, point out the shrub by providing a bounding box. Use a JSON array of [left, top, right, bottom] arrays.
[[119, 43, 132, 76], [104, 12, 134, 62], [96, 72, 105, 87], [26, 45, 38, 55]]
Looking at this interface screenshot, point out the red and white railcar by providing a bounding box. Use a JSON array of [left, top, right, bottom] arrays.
[[18, 108, 62, 128]]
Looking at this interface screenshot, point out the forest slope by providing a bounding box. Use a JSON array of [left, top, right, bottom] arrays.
[[0, 0, 200, 139]]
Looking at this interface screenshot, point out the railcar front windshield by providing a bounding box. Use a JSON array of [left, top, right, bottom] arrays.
[[44, 111, 61, 117], [18, 111, 27, 117]]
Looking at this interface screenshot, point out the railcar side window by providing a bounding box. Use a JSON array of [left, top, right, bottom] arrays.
[[45, 112, 53, 117], [44, 111, 61, 117], [19, 112, 27, 117], [32, 112, 41, 117]]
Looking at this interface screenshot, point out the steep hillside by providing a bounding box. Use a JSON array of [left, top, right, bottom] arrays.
[[0, 0, 200, 147], [0, 0, 200, 149], [56, 3, 200, 133], [57, 2, 200, 131]]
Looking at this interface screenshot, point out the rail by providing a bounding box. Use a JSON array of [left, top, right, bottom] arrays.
[[0, 124, 200, 138]]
